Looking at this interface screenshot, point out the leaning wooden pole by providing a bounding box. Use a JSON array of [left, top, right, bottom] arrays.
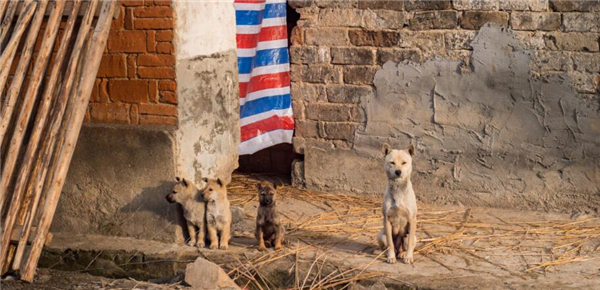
[[11, 0, 95, 271], [0, 0, 66, 270], [20, 0, 118, 282], [7, 0, 82, 271], [0, 0, 36, 109], [0, 0, 18, 45], [0, 0, 48, 148], [0, 1, 8, 23]]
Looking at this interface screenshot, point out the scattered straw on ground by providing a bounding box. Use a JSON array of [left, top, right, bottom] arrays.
[[227, 173, 600, 288]]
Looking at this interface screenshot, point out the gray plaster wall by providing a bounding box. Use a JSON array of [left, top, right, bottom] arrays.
[[174, 0, 240, 186], [52, 125, 183, 243], [304, 25, 600, 213]]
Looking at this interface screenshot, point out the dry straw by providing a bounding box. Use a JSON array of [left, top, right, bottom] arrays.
[[227, 173, 600, 287]]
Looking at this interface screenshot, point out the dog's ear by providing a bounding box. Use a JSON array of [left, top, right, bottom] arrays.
[[181, 178, 189, 187], [202, 177, 208, 183], [382, 143, 391, 156], [272, 183, 279, 190], [175, 176, 181, 182], [407, 144, 415, 156], [257, 183, 263, 190], [217, 178, 223, 187]]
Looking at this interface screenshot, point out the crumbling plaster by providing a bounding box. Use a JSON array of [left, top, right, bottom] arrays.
[[174, 0, 240, 185], [304, 25, 600, 213]]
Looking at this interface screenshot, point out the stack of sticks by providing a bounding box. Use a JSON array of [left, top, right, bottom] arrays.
[[0, 0, 117, 282]]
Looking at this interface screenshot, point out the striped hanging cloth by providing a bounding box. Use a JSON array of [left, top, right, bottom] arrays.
[[235, 0, 294, 155]]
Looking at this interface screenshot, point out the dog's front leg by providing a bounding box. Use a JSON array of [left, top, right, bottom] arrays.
[[186, 221, 197, 247], [273, 225, 283, 250], [197, 220, 206, 248], [219, 221, 231, 250], [384, 218, 397, 264], [207, 225, 219, 249], [256, 226, 266, 251], [401, 219, 416, 264]]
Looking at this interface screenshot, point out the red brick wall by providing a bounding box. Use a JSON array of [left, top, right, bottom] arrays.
[[87, 0, 177, 126]]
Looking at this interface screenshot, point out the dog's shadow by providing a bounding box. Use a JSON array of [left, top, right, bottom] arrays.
[[119, 181, 189, 240]]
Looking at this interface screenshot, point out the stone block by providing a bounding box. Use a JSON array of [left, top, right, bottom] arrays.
[[511, 12, 561, 30], [327, 84, 374, 103], [331, 47, 375, 65], [461, 11, 509, 29], [343, 66, 378, 84], [349, 30, 400, 46], [410, 11, 459, 30]]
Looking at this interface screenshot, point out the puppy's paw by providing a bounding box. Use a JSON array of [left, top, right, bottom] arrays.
[[400, 252, 414, 264], [209, 243, 218, 250], [258, 245, 267, 251], [274, 244, 283, 250], [219, 244, 229, 250], [386, 256, 397, 264], [186, 240, 196, 247], [196, 241, 205, 248]]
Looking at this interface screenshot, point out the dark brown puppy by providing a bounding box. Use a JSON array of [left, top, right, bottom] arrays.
[[255, 183, 284, 251]]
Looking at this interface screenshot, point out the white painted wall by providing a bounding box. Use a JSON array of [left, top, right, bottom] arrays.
[[174, 0, 237, 59], [173, 0, 240, 185]]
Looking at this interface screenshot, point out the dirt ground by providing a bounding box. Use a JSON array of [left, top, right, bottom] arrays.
[[3, 174, 600, 289]]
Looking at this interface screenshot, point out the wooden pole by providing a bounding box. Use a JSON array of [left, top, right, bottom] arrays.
[[0, 0, 48, 150], [0, 1, 8, 24], [0, 0, 66, 270], [12, 0, 96, 271], [0, 0, 36, 108], [0, 0, 18, 45], [20, 0, 118, 282], [9, 0, 83, 271]]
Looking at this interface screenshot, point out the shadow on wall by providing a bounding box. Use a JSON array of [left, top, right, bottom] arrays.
[[304, 24, 600, 213], [118, 181, 187, 241], [52, 125, 184, 243]]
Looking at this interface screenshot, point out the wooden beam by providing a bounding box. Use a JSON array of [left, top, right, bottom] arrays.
[[0, 0, 36, 111], [0, 0, 48, 154], [0, 0, 66, 271], [13, 1, 120, 18], [20, 0, 118, 282], [9, 226, 53, 247], [9, 0, 83, 271]]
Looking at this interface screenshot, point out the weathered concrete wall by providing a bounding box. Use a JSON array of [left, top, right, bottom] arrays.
[[53, 125, 183, 243], [290, 1, 600, 213], [174, 0, 240, 185]]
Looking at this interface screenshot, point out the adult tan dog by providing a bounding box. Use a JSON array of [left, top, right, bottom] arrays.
[[202, 178, 232, 250], [166, 177, 206, 248], [377, 144, 417, 264], [255, 183, 284, 251]]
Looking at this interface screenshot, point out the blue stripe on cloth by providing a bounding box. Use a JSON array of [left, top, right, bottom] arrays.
[[235, 3, 286, 25], [240, 94, 291, 118], [235, 10, 263, 25], [237, 48, 289, 74], [264, 3, 286, 18]]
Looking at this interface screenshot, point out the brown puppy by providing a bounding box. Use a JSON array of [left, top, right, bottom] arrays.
[[255, 183, 284, 251], [202, 178, 232, 250], [166, 177, 206, 248]]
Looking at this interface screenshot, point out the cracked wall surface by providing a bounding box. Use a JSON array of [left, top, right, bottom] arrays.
[[174, 0, 240, 185], [302, 24, 600, 213]]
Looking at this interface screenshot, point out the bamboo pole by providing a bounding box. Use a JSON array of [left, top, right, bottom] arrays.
[[12, 0, 96, 271], [0, 0, 18, 45], [0, 0, 48, 150], [0, 0, 36, 107], [0, 0, 66, 271], [20, 0, 118, 282]]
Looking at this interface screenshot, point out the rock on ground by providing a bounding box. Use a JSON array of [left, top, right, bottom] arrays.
[[185, 257, 240, 290]]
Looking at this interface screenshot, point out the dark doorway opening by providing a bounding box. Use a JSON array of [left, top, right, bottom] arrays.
[[235, 3, 301, 179]]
